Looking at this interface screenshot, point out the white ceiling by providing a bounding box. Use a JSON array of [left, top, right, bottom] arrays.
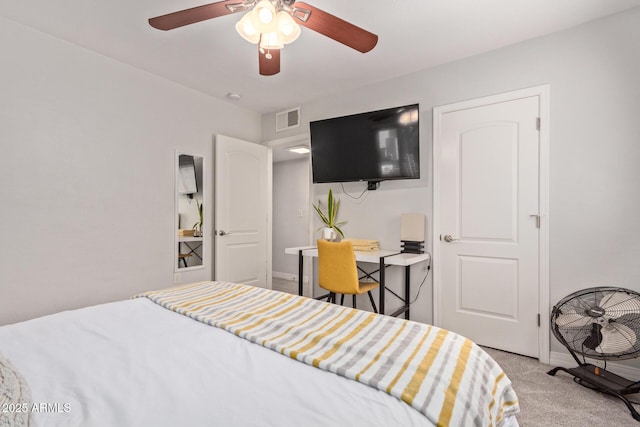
[[2, 0, 639, 113]]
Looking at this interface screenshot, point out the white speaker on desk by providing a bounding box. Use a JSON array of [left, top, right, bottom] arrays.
[[400, 213, 426, 254]]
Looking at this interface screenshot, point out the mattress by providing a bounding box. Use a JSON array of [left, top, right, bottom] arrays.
[[0, 283, 520, 426]]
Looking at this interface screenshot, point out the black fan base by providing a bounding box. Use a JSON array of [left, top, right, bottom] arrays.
[[548, 364, 640, 422]]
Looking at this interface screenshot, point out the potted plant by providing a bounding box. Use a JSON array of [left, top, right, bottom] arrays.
[[312, 189, 346, 241], [192, 198, 203, 237]]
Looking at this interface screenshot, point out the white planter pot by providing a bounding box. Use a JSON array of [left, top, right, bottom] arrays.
[[322, 227, 337, 241]]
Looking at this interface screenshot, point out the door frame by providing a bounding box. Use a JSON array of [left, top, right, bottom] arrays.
[[432, 85, 550, 363]]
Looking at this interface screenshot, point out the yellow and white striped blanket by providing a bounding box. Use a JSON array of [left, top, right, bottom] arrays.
[[138, 281, 519, 426]]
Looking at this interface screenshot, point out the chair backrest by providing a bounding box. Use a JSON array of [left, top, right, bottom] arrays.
[[317, 239, 359, 295]]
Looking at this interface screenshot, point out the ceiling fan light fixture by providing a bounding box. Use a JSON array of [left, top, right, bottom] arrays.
[[257, 6, 274, 24], [148, 0, 379, 76], [251, 0, 278, 32], [276, 11, 300, 44], [259, 31, 284, 50], [235, 12, 260, 43]]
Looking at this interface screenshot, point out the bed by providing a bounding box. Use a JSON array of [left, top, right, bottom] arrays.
[[0, 281, 520, 426]]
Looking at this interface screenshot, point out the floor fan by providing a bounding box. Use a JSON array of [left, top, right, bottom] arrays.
[[548, 286, 640, 421]]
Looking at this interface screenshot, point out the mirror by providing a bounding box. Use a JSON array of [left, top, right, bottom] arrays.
[[175, 152, 204, 271]]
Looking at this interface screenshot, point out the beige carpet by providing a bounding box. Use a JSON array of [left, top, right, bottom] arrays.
[[483, 347, 640, 426]]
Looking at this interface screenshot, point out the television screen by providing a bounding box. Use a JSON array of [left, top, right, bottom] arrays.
[[310, 104, 419, 185], [178, 154, 198, 195]]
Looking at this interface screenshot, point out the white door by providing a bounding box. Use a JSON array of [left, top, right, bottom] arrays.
[[436, 94, 542, 358], [215, 135, 269, 288]]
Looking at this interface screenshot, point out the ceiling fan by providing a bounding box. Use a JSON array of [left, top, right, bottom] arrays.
[[148, 0, 378, 76]]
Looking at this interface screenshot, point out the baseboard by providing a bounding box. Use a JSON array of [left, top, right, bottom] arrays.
[[272, 271, 313, 298], [273, 271, 310, 284], [273, 271, 296, 281], [549, 351, 640, 381]]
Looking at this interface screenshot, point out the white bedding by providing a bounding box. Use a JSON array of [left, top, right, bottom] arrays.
[[0, 296, 519, 426]]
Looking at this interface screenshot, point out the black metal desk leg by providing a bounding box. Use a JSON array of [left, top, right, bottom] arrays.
[[298, 250, 304, 296], [379, 257, 385, 315], [405, 266, 411, 320]]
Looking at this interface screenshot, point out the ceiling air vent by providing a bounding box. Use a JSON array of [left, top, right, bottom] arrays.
[[276, 107, 301, 132]]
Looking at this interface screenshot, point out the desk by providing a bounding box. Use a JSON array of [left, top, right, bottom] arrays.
[[285, 246, 430, 319], [178, 236, 203, 267]]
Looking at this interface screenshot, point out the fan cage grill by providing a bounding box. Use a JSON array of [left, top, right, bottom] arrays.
[[551, 287, 640, 361]]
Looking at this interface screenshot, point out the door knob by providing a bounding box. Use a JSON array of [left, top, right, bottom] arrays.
[[218, 230, 231, 236], [442, 234, 457, 242]]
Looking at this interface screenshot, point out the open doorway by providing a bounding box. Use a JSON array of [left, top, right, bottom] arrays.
[[270, 139, 312, 296]]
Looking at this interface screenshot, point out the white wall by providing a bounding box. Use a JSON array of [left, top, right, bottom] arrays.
[[263, 8, 640, 330], [0, 18, 261, 325], [272, 158, 310, 278]]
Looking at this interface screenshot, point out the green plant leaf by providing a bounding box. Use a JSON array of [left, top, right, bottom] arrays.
[[313, 203, 330, 225], [313, 188, 347, 231]]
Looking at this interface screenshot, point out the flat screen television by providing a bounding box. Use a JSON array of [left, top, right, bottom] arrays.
[[178, 154, 198, 195], [310, 104, 419, 188]]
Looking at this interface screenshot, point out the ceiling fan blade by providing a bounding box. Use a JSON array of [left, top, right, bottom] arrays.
[[291, 2, 378, 53], [259, 48, 281, 76], [149, 1, 248, 31]]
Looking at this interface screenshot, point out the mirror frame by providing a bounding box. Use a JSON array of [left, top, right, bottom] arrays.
[[175, 150, 205, 272]]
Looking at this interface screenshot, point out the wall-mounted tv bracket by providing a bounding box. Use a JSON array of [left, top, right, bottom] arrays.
[[367, 181, 380, 190]]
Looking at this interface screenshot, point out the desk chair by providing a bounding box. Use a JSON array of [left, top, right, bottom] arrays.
[[317, 240, 379, 313], [178, 253, 193, 268]]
